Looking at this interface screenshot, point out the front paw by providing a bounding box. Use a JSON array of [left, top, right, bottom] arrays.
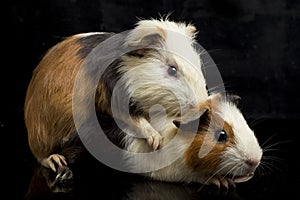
[[134, 117, 164, 150], [147, 133, 163, 150], [46, 165, 74, 192], [41, 154, 67, 172], [207, 177, 236, 190], [40, 164, 74, 193], [54, 165, 74, 184]]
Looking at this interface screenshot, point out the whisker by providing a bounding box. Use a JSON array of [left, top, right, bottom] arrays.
[[257, 152, 288, 178], [221, 163, 241, 181], [263, 140, 292, 151], [248, 117, 268, 128], [257, 162, 275, 176], [259, 132, 291, 176], [197, 162, 233, 191], [263, 148, 286, 153], [262, 155, 287, 165], [260, 160, 283, 174], [260, 132, 281, 148]]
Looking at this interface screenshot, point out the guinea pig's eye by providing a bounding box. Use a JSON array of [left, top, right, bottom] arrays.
[[167, 66, 177, 77], [214, 129, 228, 142]]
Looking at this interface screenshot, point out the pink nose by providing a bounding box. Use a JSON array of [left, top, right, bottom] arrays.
[[245, 159, 260, 168]]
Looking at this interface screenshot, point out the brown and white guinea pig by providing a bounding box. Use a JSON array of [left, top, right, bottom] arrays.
[[123, 93, 263, 189], [24, 18, 208, 172]]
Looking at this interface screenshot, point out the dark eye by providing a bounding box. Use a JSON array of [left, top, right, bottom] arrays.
[[167, 66, 177, 77], [215, 129, 228, 142]]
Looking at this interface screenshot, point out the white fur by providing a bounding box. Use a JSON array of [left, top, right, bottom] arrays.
[[122, 93, 263, 184], [116, 19, 261, 185], [214, 99, 263, 176], [120, 19, 208, 117], [123, 122, 198, 182]]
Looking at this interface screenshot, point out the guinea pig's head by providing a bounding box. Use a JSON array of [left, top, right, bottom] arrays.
[[175, 93, 263, 185], [118, 18, 208, 117]]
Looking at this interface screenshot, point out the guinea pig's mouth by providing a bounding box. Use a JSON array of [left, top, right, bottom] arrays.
[[227, 172, 255, 183]]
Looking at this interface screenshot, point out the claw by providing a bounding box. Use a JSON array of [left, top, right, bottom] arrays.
[[210, 178, 221, 189], [216, 177, 236, 190], [53, 166, 73, 185], [45, 165, 74, 192], [147, 133, 163, 150], [228, 179, 236, 189], [147, 136, 154, 147], [49, 163, 56, 172], [41, 154, 67, 172], [205, 176, 236, 190], [221, 178, 229, 189]]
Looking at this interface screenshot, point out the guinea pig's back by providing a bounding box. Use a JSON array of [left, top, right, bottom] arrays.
[[24, 32, 114, 160]]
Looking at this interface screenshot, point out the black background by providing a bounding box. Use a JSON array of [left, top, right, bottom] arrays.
[[4, 0, 300, 199]]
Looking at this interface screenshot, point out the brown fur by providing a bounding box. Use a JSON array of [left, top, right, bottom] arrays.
[[25, 36, 85, 160], [24, 32, 169, 161], [25, 34, 115, 160], [183, 97, 236, 173]]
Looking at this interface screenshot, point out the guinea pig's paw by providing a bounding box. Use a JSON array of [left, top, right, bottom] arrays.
[[146, 133, 163, 150], [219, 178, 236, 190], [46, 165, 74, 192], [209, 177, 236, 190], [54, 165, 74, 183], [42, 154, 68, 172], [216, 178, 235, 189]]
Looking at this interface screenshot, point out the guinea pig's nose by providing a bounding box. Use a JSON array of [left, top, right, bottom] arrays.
[[245, 159, 260, 168]]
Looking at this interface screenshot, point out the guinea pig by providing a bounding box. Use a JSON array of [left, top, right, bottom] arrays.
[[123, 92, 263, 189], [24, 18, 208, 173]]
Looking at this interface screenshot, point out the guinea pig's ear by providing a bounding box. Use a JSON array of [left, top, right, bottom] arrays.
[[173, 108, 209, 132], [173, 100, 210, 132], [125, 26, 165, 48], [130, 33, 164, 47], [226, 94, 241, 105]]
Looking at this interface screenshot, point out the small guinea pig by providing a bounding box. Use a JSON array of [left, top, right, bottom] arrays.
[[124, 93, 263, 189], [24, 18, 208, 173]]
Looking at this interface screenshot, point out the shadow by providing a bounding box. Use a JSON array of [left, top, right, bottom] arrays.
[[25, 161, 246, 200], [124, 181, 244, 200]]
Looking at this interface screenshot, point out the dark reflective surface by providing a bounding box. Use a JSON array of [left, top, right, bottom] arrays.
[[9, 118, 298, 200], [6, 0, 300, 199]]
